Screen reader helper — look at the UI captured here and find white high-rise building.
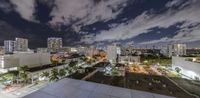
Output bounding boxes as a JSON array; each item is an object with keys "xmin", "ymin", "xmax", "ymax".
[
  {"xmin": 4, "ymin": 40, "xmax": 15, "ymax": 54},
  {"xmin": 85, "ymin": 46, "xmax": 98, "ymax": 57},
  {"xmin": 172, "ymin": 44, "xmax": 187, "ymax": 56},
  {"xmin": 161, "ymin": 44, "xmax": 187, "ymax": 57},
  {"xmin": 47, "ymin": 37, "xmax": 62, "ymax": 52},
  {"xmin": 106, "ymin": 44, "xmax": 121, "ymax": 63},
  {"xmin": 15, "ymin": 38, "xmax": 28, "ymax": 52}
]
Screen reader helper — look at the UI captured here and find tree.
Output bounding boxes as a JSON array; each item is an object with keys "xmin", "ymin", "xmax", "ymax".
[
  {"xmin": 19, "ymin": 65, "xmax": 29, "ymax": 83},
  {"xmin": 59, "ymin": 69, "xmax": 66, "ymax": 78},
  {"xmin": 69, "ymin": 61, "xmax": 78, "ymax": 67},
  {"xmin": 1, "ymin": 71, "xmax": 19, "ymax": 84},
  {"xmin": 80, "ymin": 56, "xmax": 87, "ymax": 62},
  {"xmin": 66, "ymin": 67, "xmax": 72, "ymax": 75},
  {"xmin": 19, "ymin": 65, "xmax": 29, "ymax": 72},
  {"xmin": 50, "ymin": 55, "xmax": 59, "ymax": 65},
  {"xmin": 61, "ymin": 59, "xmax": 66, "ymax": 64},
  {"xmin": 175, "ymin": 67, "xmax": 181, "ymax": 73},
  {"xmin": 111, "ymin": 67, "xmax": 119, "ymax": 76},
  {"xmin": 41, "ymin": 71, "xmax": 49, "ymax": 78},
  {"xmin": 49, "ymin": 68, "xmax": 59, "ymax": 81}
]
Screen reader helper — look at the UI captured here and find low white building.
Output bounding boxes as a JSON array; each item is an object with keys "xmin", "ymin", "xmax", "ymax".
[
  {"xmin": 37, "ymin": 48, "xmax": 48, "ymax": 53},
  {"xmin": 172, "ymin": 56, "xmax": 200, "ymax": 80},
  {"xmin": 0, "ymin": 53, "xmax": 51, "ymax": 73},
  {"xmin": 120, "ymin": 55, "xmax": 140, "ymax": 64}
]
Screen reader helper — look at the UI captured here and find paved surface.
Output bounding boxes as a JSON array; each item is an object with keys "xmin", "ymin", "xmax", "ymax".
[
  {"xmin": 0, "ymin": 81, "xmax": 50, "ymax": 98},
  {"xmin": 23, "ymin": 78, "xmax": 175, "ymax": 98}
]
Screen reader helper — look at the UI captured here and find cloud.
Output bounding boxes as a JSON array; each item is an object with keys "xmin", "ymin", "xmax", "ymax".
[
  {"xmin": 2, "ymin": 0, "xmax": 128, "ymax": 30},
  {"xmin": 139, "ymin": 24, "xmax": 200, "ymax": 45},
  {"xmin": 165, "ymin": 0, "xmax": 184, "ymax": 8},
  {"xmin": 82, "ymin": 0, "xmax": 200, "ymax": 44},
  {"xmin": 10, "ymin": 0, "xmax": 36, "ymax": 21},
  {"xmin": 50, "ymin": 0, "xmax": 128, "ymax": 30},
  {"xmin": 0, "ymin": 0, "xmax": 13, "ymax": 13}
]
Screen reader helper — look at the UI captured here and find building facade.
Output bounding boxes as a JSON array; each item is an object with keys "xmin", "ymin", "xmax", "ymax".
[
  {"xmin": 161, "ymin": 44, "xmax": 187, "ymax": 57},
  {"xmin": 4, "ymin": 40, "xmax": 15, "ymax": 54},
  {"xmin": 106, "ymin": 44, "xmax": 121, "ymax": 63},
  {"xmin": 15, "ymin": 38, "xmax": 28, "ymax": 52},
  {"xmin": 161, "ymin": 45, "xmax": 172, "ymax": 57},
  {"xmin": 47, "ymin": 37, "xmax": 62, "ymax": 52},
  {"xmin": 172, "ymin": 44, "xmax": 187, "ymax": 56},
  {"xmin": 37, "ymin": 48, "xmax": 48, "ymax": 53},
  {"xmin": 120, "ymin": 56, "xmax": 140, "ymax": 64},
  {"xmin": 0, "ymin": 53, "xmax": 51, "ymax": 73}
]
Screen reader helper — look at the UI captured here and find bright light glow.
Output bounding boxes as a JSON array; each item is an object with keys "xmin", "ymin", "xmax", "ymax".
[
  {"xmin": 71, "ymin": 48, "xmax": 78, "ymax": 52},
  {"xmin": 192, "ymin": 58, "xmax": 197, "ymax": 62},
  {"xmin": 144, "ymin": 60, "xmax": 148, "ymax": 63},
  {"xmin": 0, "ymin": 68, "xmax": 7, "ymax": 73},
  {"xmin": 39, "ymin": 76, "xmax": 45, "ymax": 81},
  {"xmin": 0, "ymin": 57, "xmax": 4, "ymax": 68},
  {"xmin": 185, "ymin": 70, "xmax": 198, "ymax": 79},
  {"xmin": 173, "ymin": 65, "xmax": 200, "ymax": 80},
  {"xmin": 129, "ymin": 62, "xmax": 133, "ymax": 64},
  {"xmin": 9, "ymin": 67, "xmax": 18, "ymax": 70}
]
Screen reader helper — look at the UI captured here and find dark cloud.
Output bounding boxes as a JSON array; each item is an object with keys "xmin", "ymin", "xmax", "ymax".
[
  {"xmin": 0, "ymin": 0, "xmax": 200, "ymax": 48},
  {"xmin": 34, "ymin": 0, "xmax": 55, "ymax": 23}
]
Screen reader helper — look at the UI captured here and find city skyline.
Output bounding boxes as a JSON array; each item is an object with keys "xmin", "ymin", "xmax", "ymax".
[
  {"xmin": 0, "ymin": 0, "xmax": 200, "ymax": 48},
  {"xmin": 1, "ymin": 1, "xmax": 200, "ymax": 98}
]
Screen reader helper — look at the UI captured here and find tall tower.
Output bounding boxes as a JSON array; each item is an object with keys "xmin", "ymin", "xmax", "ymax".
[
  {"xmin": 4, "ymin": 40, "xmax": 15, "ymax": 54},
  {"xmin": 47, "ymin": 37, "xmax": 62, "ymax": 53},
  {"xmin": 15, "ymin": 38, "xmax": 28, "ymax": 51}
]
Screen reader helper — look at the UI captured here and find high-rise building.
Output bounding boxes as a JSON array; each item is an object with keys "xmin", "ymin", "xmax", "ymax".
[
  {"xmin": 121, "ymin": 44, "xmax": 134, "ymax": 56},
  {"xmin": 15, "ymin": 38, "xmax": 28, "ymax": 51},
  {"xmin": 161, "ymin": 44, "xmax": 172, "ymax": 57},
  {"xmin": 161, "ymin": 44, "xmax": 187, "ymax": 57},
  {"xmin": 172, "ymin": 44, "xmax": 187, "ymax": 56},
  {"xmin": 106, "ymin": 44, "xmax": 121, "ymax": 63},
  {"xmin": 47, "ymin": 37, "xmax": 62, "ymax": 52},
  {"xmin": 4, "ymin": 40, "xmax": 15, "ymax": 54},
  {"xmin": 85, "ymin": 46, "xmax": 98, "ymax": 57}
]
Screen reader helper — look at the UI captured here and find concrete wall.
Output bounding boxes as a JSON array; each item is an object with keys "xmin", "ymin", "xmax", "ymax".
[
  {"xmin": 172, "ymin": 56, "xmax": 200, "ymax": 79},
  {"xmin": 0, "ymin": 53, "xmax": 51, "ymax": 69}
]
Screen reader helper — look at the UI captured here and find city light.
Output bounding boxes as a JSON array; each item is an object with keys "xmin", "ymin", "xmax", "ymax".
[{"xmin": 0, "ymin": 0, "xmax": 200, "ymax": 98}]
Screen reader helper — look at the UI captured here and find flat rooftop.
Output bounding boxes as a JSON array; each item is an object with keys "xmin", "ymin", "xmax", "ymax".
[
  {"xmin": 28, "ymin": 63, "xmax": 64, "ymax": 72},
  {"xmin": 23, "ymin": 78, "xmax": 174, "ymax": 98}
]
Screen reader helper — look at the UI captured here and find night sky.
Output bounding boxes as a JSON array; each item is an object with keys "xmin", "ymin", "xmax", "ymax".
[{"xmin": 0, "ymin": 0, "xmax": 200, "ymax": 49}]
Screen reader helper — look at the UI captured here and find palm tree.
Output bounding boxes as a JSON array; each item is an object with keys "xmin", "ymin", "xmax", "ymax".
[
  {"xmin": 59, "ymin": 69, "xmax": 66, "ymax": 78},
  {"xmin": 41, "ymin": 71, "xmax": 50, "ymax": 78},
  {"xmin": 19, "ymin": 65, "xmax": 29, "ymax": 72},
  {"xmin": 66, "ymin": 67, "xmax": 72, "ymax": 75},
  {"xmin": 49, "ymin": 68, "xmax": 59, "ymax": 81},
  {"xmin": 19, "ymin": 65, "xmax": 29, "ymax": 84},
  {"xmin": 175, "ymin": 67, "xmax": 181, "ymax": 73},
  {"xmin": 80, "ymin": 56, "xmax": 87, "ymax": 62},
  {"xmin": 69, "ymin": 61, "xmax": 78, "ymax": 67}
]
